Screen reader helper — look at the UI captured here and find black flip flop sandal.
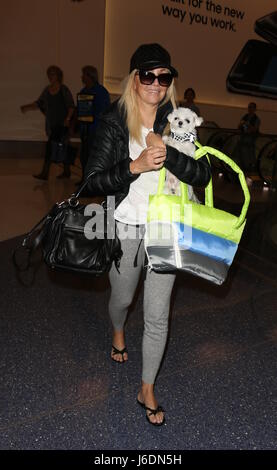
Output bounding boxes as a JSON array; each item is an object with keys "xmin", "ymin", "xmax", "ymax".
[
  {"xmin": 111, "ymin": 345, "xmax": 128, "ymax": 363},
  {"xmin": 137, "ymin": 399, "xmax": 165, "ymax": 426}
]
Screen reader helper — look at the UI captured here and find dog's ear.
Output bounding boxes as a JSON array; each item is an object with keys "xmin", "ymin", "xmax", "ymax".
[
  {"xmin": 167, "ymin": 112, "xmax": 174, "ymax": 123},
  {"xmin": 195, "ymin": 116, "xmax": 204, "ymax": 127}
]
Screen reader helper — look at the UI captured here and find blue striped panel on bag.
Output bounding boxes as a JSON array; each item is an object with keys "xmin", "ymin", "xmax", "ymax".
[{"xmin": 174, "ymin": 222, "xmax": 238, "ymax": 266}]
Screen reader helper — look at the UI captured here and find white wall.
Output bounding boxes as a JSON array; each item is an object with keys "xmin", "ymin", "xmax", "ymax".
[
  {"xmin": 1, "ymin": 0, "xmax": 277, "ymax": 140},
  {"xmin": 104, "ymin": 0, "xmax": 277, "ymax": 133},
  {"xmin": 0, "ymin": 0, "xmax": 106, "ymax": 141}
]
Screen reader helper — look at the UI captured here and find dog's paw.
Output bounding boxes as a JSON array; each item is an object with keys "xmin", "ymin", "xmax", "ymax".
[{"xmin": 166, "ymin": 172, "xmax": 180, "ymax": 195}]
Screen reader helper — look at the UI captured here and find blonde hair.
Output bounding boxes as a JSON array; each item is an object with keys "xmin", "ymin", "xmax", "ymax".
[{"xmin": 119, "ymin": 70, "xmax": 177, "ymax": 145}]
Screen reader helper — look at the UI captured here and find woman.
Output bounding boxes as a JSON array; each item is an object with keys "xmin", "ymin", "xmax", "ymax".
[
  {"xmin": 21, "ymin": 65, "xmax": 75, "ymax": 180},
  {"xmin": 85, "ymin": 44, "xmax": 211, "ymax": 426}
]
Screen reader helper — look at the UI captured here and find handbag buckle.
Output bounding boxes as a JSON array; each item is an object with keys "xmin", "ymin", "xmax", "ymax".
[{"xmin": 68, "ymin": 196, "xmax": 79, "ymax": 207}]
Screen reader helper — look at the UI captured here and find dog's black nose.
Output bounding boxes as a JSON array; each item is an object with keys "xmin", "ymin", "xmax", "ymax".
[{"xmin": 178, "ymin": 121, "xmax": 183, "ymax": 126}]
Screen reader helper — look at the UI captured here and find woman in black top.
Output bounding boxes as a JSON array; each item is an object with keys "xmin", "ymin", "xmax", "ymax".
[
  {"xmin": 85, "ymin": 44, "xmax": 211, "ymax": 426},
  {"xmin": 21, "ymin": 65, "xmax": 75, "ymax": 180}
]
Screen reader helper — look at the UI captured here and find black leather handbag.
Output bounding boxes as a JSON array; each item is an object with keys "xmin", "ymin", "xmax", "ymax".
[{"xmin": 13, "ymin": 173, "xmax": 122, "ymax": 276}]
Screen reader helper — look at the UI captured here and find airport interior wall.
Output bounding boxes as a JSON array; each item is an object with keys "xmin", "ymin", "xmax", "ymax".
[{"xmin": 1, "ymin": 0, "xmax": 277, "ymax": 142}]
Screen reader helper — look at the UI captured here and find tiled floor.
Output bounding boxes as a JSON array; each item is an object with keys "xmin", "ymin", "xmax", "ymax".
[
  {"xmin": 0, "ymin": 158, "xmax": 83, "ymax": 241},
  {"xmin": 1, "ymin": 156, "xmax": 277, "ymax": 450}
]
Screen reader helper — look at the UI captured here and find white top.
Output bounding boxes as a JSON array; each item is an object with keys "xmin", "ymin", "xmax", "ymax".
[{"xmin": 114, "ymin": 126, "xmax": 160, "ymax": 225}]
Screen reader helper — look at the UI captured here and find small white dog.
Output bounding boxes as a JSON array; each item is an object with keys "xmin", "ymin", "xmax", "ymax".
[{"xmin": 163, "ymin": 107, "xmax": 203, "ymax": 199}]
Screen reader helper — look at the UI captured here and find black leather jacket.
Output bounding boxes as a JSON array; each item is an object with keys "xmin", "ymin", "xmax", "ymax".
[{"xmin": 84, "ymin": 99, "xmax": 211, "ymax": 208}]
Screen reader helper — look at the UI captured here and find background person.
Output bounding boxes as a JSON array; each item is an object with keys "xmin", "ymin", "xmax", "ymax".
[
  {"xmin": 77, "ymin": 65, "xmax": 110, "ymax": 184},
  {"xmin": 21, "ymin": 65, "xmax": 75, "ymax": 180},
  {"xmin": 182, "ymin": 87, "xmax": 201, "ymax": 116},
  {"xmin": 236, "ymin": 102, "xmax": 261, "ymax": 172},
  {"xmin": 84, "ymin": 43, "xmax": 211, "ymax": 426}
]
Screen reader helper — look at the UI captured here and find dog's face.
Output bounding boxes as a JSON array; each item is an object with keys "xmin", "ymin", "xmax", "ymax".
[{"xmin": 167, "ymin": 107, "xmax": 203, "ymax": 134}]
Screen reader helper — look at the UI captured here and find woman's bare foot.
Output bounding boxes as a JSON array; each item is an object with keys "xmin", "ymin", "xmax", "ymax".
[
  {"xmin": 137, "ymin": 382, "xmax": 165, "ymax": 425},
  {"xmin": 111, "ymin": 329, "xmax": 128, "ymax": 363}
]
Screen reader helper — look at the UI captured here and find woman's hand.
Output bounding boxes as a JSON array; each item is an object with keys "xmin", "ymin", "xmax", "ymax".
[
  {"xmin": 146, "ymin": 131, "xmax": 164, "ymax": 148},
  {"xmin": 20, "ymin": 105, "xmax": 28, "ymax": 114},
  {"xmin": 130, "ymin": 145, "xmax": 167, "ymax": 174},
  {"xmin": 20, "ymin": 103, "xmax": 38, "ymax": 113}
]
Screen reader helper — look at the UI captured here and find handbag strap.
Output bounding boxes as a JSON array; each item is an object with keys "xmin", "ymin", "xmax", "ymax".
[
  {"xmin": 70, "ymin": 171, "xmax": 96, "ymax": 200},
  {"xmin": 157, "ymin": 143, "xmax": 250, "ymax": 229}
]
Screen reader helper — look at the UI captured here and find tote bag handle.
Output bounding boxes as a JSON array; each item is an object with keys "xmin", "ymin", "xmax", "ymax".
[
  {"xmin": 157, "ymin": 143, "xmax": 250, "ymax": 229},
  {"xmin": 194, "ymin": 143, "xmax": 250, "ymax": 229}
]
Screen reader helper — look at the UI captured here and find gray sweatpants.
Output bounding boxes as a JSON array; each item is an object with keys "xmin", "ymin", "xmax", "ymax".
[{"xmin": 109, "ymin": 222, "xmax": 176, "ymax": 384}]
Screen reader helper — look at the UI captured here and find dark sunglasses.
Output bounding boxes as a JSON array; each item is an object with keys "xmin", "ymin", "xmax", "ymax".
[{"xmin": 137, "ymin": 70, "xmax": 173, "ymax": 87}]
